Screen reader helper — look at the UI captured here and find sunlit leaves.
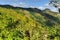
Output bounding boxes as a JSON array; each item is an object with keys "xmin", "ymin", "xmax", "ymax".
[{"xmin": 0, "ymin": 6, "xmax": 60, "ymax": 40}]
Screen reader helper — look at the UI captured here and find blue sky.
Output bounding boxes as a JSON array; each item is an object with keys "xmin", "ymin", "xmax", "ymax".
[{"xmin": 0, "ymin": 0, "xmax": 58, "ymax": 12}]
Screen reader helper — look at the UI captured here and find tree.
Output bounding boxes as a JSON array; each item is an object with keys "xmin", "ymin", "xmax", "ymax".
[{"xmin": 49, "ymin": 0, "xmax": 60, "ymax": 13}]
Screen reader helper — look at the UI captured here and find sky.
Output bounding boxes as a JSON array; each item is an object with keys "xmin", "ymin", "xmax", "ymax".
[{"xmin": 0, "ymin": 0, "xmax": 58, "ymax": 12}]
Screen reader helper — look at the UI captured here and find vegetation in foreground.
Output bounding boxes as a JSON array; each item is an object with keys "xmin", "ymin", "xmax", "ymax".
[{"xmin": 0, "ymin": 5, "xmax": 60, "ymax": 40}]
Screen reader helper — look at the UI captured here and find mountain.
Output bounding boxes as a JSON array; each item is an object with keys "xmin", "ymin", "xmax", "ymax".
[{"xmin": 0, "ymin": 5, "xmax": 60, "ymax": 40}]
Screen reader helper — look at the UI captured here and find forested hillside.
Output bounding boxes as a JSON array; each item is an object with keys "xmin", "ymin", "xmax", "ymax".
[{"xmin": 0, "ymin": 5, "xmax": 60, "ymax": 40}]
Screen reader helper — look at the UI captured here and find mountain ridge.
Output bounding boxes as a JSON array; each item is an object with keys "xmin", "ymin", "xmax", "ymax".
[{"xmin": 0, "ymin": 4, "xmax": 57, "ymax": 13}]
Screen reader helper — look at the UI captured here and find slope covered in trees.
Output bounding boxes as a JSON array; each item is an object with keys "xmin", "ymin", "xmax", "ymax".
[{"xmin": 0, "ymin": 5, "xmax": 60, "ymax": 40}]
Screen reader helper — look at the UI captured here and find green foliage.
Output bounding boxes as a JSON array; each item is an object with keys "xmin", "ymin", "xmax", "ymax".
[{"xmin": 0, "ymin": 6, "xmax": 60, "ymax": 40}]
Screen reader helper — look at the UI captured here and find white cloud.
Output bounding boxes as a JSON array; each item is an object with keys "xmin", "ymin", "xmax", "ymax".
[
  {"xmin": 49, "ymin": 7, "xmax": 58, "ymax": 12},
  {"xmin": 44, "ymin": 3, "xmax": 50, "ymax": 7},
  {"xmin": 10, "ymin": 3, "xmax": 18, "ymax": 7},
  {"xmin": 18, "ymin": 2, "xmax": 30, "ymax": 8},
  {"xmin": 38, "ymin": 6, "xmax": 45, "ymax": 10},
  {"xmin": 37, "ymin": 3, "xmax": 50, "ymax": 10},
  {"xmin": 19, "ymin": 2, "xmax": 25, "ymax": 6},
  {"xmin": 37, "ymin": 4, "xmax": 58, "ymax": 12},
  {"xmin": 11, "ymin": 2, "xmax": 29, "ymax": 8}
]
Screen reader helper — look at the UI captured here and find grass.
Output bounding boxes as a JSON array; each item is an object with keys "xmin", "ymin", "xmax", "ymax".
[{"xmin": 0, "ymin": 6, "xmax": 60, "ymax": 40}]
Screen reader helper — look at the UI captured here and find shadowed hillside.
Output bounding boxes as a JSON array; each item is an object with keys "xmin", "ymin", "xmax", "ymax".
[{"xmin": 0, "ymin": 5, "xmax": 60, "ymax": 40}]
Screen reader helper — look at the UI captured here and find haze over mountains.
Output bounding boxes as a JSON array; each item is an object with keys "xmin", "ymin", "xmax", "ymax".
[{"xmin": 0, "ymin": 5, "xmax": 60, "ymax": 40}]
